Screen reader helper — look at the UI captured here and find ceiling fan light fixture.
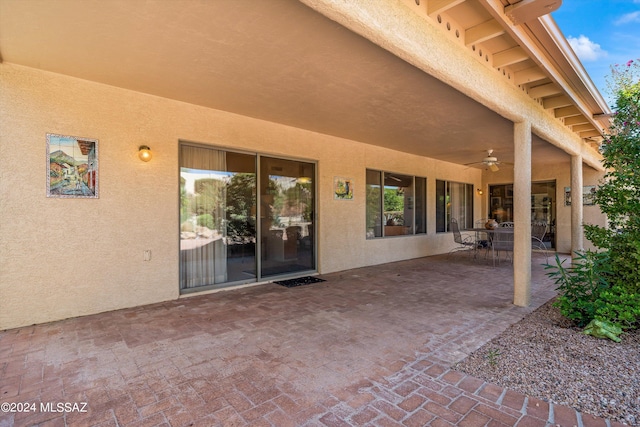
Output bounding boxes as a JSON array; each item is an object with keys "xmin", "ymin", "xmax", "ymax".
[
  {"xmin": 464, "ymin": 149, "xmax": 507, "ymax": 172},
  {"xmin": 483, "ymin": 155, "xmax": 498, "ymax": 163},
  {"xmin": 483, "ymin": 149, "xmax": 497, "ymax": 164}
]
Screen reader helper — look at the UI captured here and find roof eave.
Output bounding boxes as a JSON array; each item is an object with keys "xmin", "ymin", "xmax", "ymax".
[
  {"xmin": 481, "ymin": 0, "xmax": 611, "ymax": 137},
  {"xmin": 530, "ymin": 15, "xmax": 612, "ymax": 131}
]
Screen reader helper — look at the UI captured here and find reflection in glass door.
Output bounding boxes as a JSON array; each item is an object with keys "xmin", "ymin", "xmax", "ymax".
[
  {"xmin": 260, "ymin": 157, "xmax": 315, "ymax": 278},
  {"xmin": 180, "ymin": 146, "xmax": 257, "ymax": 290},
  {"xmin": 179, "ymin": 145, "xmax": 316, "ymax": 291},
  {"xmin": 488, "ymin": 181, "xmax": 556, "ymax": 248},
  {"xmin": 531, "ymin": 181, "xmax": 556, "ymax": 249}
]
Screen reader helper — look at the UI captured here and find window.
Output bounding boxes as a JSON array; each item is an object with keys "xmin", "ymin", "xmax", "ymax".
[
  {"xmin": 436, "ymin": 180, "xmax": 473, "ymax": 232},
  {"xmin": 366, "ymin": 169, "xmax": 426, "ymax": 238}
]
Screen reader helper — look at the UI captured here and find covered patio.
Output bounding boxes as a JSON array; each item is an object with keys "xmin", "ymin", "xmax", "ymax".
[
  {"xmin": 0, "ymin": 0, "xmax": 611, "ymax": 331},
  {"xmin": 0, "ymin": 254, "xmax": 624, "ymax": 426}
]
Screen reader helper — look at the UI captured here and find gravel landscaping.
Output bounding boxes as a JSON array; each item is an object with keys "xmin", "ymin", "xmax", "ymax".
[{"xmin": 454, "ymin": 299, "xmax": 639, "ymax": 426}]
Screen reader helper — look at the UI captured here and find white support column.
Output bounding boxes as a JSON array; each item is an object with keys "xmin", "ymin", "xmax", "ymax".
[
  {"xmin": 571, "ymin": 154, "xmax": 584, "ymax": 258},
  {"xmin": 513, "ymin": 121, "xmax": 532, "ymax": 307}
]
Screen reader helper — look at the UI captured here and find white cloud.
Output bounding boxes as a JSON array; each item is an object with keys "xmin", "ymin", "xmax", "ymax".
[
  {"xmin": 615, "ymin": 11, "xmax": 640, "ymax": 25},
  {"xmin": 567, "ymin": 35, "xmax": 608, "ymax": 61}
]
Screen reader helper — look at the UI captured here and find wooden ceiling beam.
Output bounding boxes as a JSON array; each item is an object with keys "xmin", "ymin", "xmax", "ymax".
[
  {"xmin": 427, "ymin": 0, "xmax": 465, "ymax": 15},
  {"xmin": 542, "ymin": 95, "xmax": 571, "ymax": 109},
  {"xmin": 528, "ymin": 83, "xmax": 562, "ymax": 99},
  {"xmin": 572, "ymin": 123, "xmax": 597, "ymax": 133},
  {"xmin": 564, "ymin": 115, "xmax": 590, "ymax": 126},
  {"xmin": 465, "ymin": 19, "xmax": 505, "ymax": 46},
  {"xmin": 514, "ymin": 67, "xmax": 547, "ymax": 85},
  {"xmin": 492, "ymin": 46, "xmax": 528, "ymax": 68},
  {"xmin": 555, "ymin": 105, "xmax": 581, "ymax": 118},
  {"xmin": 580, "ymin": 130, "xmax": 603, "ymax": 138}
]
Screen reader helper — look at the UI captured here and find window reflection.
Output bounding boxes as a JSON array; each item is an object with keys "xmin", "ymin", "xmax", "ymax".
[
  {"xmin": 436, "ymin": 180, "xmax": 474, "ymax": 232},
  {"xmin": 366, "ymin": 169, "xmax": 426, "ymax": 238}
]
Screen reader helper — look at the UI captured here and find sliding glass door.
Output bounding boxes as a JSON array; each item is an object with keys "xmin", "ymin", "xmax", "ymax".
[
  {"xmin": 179, "ymin": 144, "xmax": 315, "ymax": 291},
  {"xmin": 260, "ymin": 156, "xmax": 315, "ymax": 278},
  {"xmin": 488, "ymin": 181, "xmax": 556, "ymax": 248}
]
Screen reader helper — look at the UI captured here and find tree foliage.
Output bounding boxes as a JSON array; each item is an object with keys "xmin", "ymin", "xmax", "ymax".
[
  {"xmin": 226, "ymin": 173, "xmax": 256, "ymax": 242},
  {"xmin": 586, "ymin": 59, "xmax": 640, "ymax": 245},
  {"xmin": 550, "ymin": 59, "xmax": 640, "ymax": 337}
]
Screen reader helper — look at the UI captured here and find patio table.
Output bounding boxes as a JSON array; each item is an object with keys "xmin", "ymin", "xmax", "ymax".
[{"xmin": 465, "ymin": 227, "xmax": 514, "ymax": 266}]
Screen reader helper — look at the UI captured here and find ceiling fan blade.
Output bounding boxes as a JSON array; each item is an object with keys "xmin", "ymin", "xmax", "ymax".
[{"xmin": 489, "ymin": 163, "xmax": 500, "ymax": 172}]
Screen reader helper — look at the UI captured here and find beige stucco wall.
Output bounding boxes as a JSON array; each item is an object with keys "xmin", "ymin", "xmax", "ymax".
[
  {"xmin": 1, "ymin": 63, "xmax": 486, "ymax": 330},
  {"xmin": 555, "ymin": 165, "xmax": 608, "ymax": 253}
]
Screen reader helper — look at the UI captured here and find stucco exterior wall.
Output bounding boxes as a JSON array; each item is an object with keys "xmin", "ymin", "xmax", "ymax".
[
  {"xmin": 1, "ymin": 63, "xmax": 484, "ymax": 330},
  {"xmin": 555, "ymin": 165, "xmax": 608, "ymax": 253}
]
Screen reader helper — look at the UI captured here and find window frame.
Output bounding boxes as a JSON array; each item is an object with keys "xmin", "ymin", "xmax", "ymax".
[
  {"xmin": 435, "ymin": 179, "xmax": 474, "ymax": 233},
  {"xmin": 366, "ymin": 169, "xmax": 427, "ymax": 239}
]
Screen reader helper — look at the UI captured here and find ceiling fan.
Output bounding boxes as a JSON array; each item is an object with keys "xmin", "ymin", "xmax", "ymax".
[{"xmin": 465, "ymin": 149, "xmax": 509, "ymax": 172}]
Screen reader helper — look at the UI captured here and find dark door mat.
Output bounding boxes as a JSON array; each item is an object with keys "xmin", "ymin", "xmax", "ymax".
[{"xmin": 274, "ymin": 276, "xmax": 326, "ymax": 288}]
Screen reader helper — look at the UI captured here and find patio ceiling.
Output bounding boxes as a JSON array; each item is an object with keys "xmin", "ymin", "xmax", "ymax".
[{"xmin": 0, "ymin": 0, "xmax": 607, "ymax": 169}]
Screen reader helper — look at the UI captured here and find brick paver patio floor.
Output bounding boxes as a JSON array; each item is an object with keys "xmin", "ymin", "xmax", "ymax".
[{"xmin": 0, "ymin": 253, "xmax": 625, "ymax": 426}]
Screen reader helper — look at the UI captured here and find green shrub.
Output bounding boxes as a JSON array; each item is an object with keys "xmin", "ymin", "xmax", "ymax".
[
  {"xmin": 594, "ymin": 285, "xmax": 640, "ymax": 329},
  {"xmin": 546, "ymin": 60, "xmax": 640, "ymax": 337},
  {"xmin": 545, "ymin": 252, "xmax": 609, "ymax": 327},
  {"xmin": 196, "ymin": 213, "xmax": 215, "ymax": 230},
  {"xmin": 180, "ymin": 220, "xmax": 194, "ymax": 232},
  {"xmin": 547, "ymin": 250, "xmax": 640, "ymax": 332}
]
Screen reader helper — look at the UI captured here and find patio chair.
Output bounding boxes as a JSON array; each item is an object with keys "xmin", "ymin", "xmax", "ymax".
[
  {"xmin": 531, "ymin": 221, "xmax": 549, "ymax": 261},
  {"xmin": 498, "ymin": 221, "xmax": 514, "ymax": 228},
  {"xmin": 473, "ymin": 218, "xmax": 490, "ymax": 255},
  {"xmin": 448, "ymin": 218, "xmax": 476, "ymax": 258},
  {"xmin": 490, "ymin": 228, "xmax": 514, "ymax": 266}
]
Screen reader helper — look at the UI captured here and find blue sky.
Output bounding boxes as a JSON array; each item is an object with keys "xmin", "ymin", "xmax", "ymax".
[{"xmin": 552, "ymin": 0, "xmax": 640, "ymax": 107}]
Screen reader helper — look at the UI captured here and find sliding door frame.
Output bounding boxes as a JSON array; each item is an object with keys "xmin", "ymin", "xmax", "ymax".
[{"xmin": 179, "ymin": 140, "xmax": 318, "ymax": 294}]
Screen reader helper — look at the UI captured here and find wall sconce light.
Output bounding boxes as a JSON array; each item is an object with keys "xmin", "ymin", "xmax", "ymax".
[
  {"xmin": 477, "ymin": 188, "xmax": 484, "ymax": 196},
  {"xmin": 138, "ymin": 145, "xmax": 152, "ymax": 162}
]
